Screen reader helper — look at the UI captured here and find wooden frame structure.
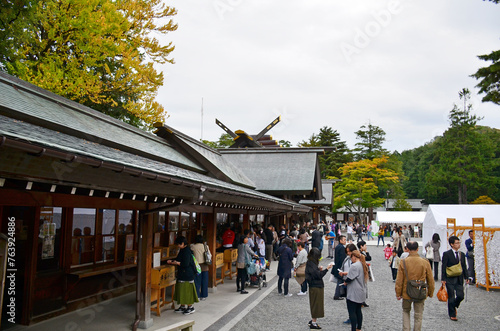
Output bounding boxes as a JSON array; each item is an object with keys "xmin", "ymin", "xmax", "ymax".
[{"xmin": 446, "ymin": 217, "xmax": 500, "ymax": 292}]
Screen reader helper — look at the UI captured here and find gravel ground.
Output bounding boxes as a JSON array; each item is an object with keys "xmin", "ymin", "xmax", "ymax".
[{"xmin": 223, "ymin": 241, "xmax": 500, "ymax": 331}]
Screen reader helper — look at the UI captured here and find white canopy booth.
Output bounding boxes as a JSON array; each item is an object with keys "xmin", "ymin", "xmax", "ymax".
[
  {"xmin": 422, "ymin": 205, "xmax": 500, "ymax": 290},
  {"xmin": 374, "ymin": 211, "xmax": 426, "ymax": 235}
]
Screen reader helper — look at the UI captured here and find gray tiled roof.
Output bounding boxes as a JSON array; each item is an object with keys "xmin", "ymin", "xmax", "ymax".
[
  {"xmin": 300, "ymin": 180, "xmax": 335, "ymax": 206},
  {"xmin": 161, "ymin": 125, "xmax": 256, "ymax": 188},
  {"xmin": 0, "ymin": 72, "xmax": 203, "ymax": 172},
  {"xmin": 219, "ymin": 148, "xmax": 322, "ymax": 194},
  {"xmin": 0, "ymin": 72, "xmax": 308, "ymax": 211}
]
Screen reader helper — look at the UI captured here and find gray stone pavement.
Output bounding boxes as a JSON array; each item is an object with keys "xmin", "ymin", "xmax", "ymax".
[{"xmin": 218, "ymin": 238, "xmax": 500, "ymax": 331}]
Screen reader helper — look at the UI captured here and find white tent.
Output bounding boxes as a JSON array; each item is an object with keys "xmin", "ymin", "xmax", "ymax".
[
  {"xmin": 374, "ymin": 211, "xmax": 426, "ymax": 235},
  {"xmin": 422, "ymin": 205, "xmax": 500, "ymax": 257},
  {"xmin": 375, "ymin": 211, "xmax": 426, "ymax": 224}
]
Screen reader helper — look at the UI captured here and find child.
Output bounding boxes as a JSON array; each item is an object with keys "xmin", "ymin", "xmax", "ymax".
[
  {"xmin": 388, "ymin": 250, "xmax": 400, "ymax": 282},
  {"xmin": 383, "ymin": 243, "xmax": 392, "ymax": 260}
]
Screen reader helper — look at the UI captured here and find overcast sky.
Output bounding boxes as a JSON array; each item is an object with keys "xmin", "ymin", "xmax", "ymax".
[{"xmin": 156, "ymin": 0, "xmax": 499, "ymax": 152}]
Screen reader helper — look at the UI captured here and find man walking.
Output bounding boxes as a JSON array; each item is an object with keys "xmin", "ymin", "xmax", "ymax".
[
  {"xmin": 310, "ymin": 225, "xmax": 323, "ymax": 253},
  {"xmin": 395, "ymin": 241, "xmax": 435, "ymax": 331},
  {"xmin": 442, "ymin": 235, "xmax": 469, "ymax": 321},
  {"xmin": 332, "ymin": 235, "xmax": 347, "ymax": 300}
]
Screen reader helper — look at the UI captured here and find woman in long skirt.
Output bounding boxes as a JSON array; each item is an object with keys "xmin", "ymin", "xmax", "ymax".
[{"xmin": 305, "ymin": 247, "xmax": 332, "ymax": 329}]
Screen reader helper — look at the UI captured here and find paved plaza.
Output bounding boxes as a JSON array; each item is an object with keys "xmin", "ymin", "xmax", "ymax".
[{"xmin": 209, "ymin": 239, "xmax": 500, "ymax": 331}]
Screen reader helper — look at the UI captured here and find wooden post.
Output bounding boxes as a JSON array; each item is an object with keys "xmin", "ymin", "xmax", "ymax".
[
  {"xmin": 206, "ymin": 210, "xmax": 217, "ymax": 291},
  {"xmin": 243, "ymin": 213, "xmax": 249, "ymax": 231},
  {"xmin": 137, "ymin": 210, "xmax": 153, "ymax": 329}
]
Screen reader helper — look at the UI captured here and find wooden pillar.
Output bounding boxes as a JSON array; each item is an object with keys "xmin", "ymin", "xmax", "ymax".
[
  {"xmin": 137, "ymin": 211, "xmax": 153, "ymax": 329},
  {"xmin": 206, "ymin": 210, "xmax": 217, "ymax": 290},
  {"xmin": 243, "ymin": 213, "xmax": 249, "ymax": 231}
]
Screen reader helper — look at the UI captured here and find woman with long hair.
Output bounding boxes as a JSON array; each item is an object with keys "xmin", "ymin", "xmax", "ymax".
[
  {"xmin": 393, "ymin": 228, "xmax": 406, "ymax": 257},
  {"xmin": 305, "ymin": 247, "xmax": 332, "ymax": 329},
  {"xmin": 425, "ymin": 233, "xmax": 441, "ymax": 280},
  {"xmin": 343, "ymin": 250, "xmax": 368, "ymax": 331}
]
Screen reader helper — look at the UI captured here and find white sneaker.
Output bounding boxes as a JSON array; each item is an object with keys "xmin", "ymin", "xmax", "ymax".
[
  {"xmin": 284, "ymin": 293, "xmax": 293, "ymax": 297},
  {"xmin": 297, "ymin": 291, "xmax": 307, "ymax": 296}
]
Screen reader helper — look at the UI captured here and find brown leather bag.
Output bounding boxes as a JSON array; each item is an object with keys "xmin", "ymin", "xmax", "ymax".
[{"xmin": 437, "ymin": 284, "xmax": 448, "ymax": 302}]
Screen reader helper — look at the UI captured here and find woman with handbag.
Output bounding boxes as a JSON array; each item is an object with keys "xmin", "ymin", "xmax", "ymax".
[
  {"xmin": 305, "ymin": 247, "xmax": 333, "ymax": 329},
  {"xmin": 237, "ymin": 235, "xmax": 258, "ymax": 294},
  {"xmin": 393, "ymin": 228, "xmax": 406, "ymax": 257},
  {"xmin": 294, "ymin": 241, "xmax": 308, "ymax": 295},
  {"xmin": 341, "ymin": 250, "xmax": 368, "ymax": 331},
  {"xmin": 425, "ymin": 233, "xmax": 441, "ymax": 280},
  {"xmin": 190, "ymin": 235, "xmax": 209, "ymax": 300}
]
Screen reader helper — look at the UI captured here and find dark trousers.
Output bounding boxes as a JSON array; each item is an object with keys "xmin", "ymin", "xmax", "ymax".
[
  {"xmin": 346, "ymin": 299, "xmax": 363, "ymax": 331},
  {"xmin": 301, "ymin": 280, "xmax": 308, "ymax": 293},
  {"xmin": 429, "ymin": 260, "xmax": 439, "ymax": 280},
  {"xmin": 265, "ymin": 244, "xmax": 273, "ymax": 267},
  {"xmin": 467, "ymin": 256, "xmax": 475, "ymax": 282},
  {"xmin": 237, "ymin": 268, "xmax": 247, "ymax": 291},
  {"xmin": 391, "ymin": 267, "xmax": 398, "ymax": 281},
  {"xmin": 445, "ymin": 281, "xmax": 464, "ymax": 317},
  {"xmin": 194, "ymin": 270, "xmax": 209, "ymax": 298},
  {"xmin": 278, "ymin": 276, "xmax": 290, "ymax": 295},
  {"xmin": 377, "ymin": 236, "xmax": 384, "ymax": 246}
]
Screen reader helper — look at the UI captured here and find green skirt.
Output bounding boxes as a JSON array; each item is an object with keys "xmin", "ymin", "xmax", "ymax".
[
  {"xmin": 174, "ymin": 281, "xmax": 199, "ymax": 306},
  {"xmin": 309, "ymin": 287, "xmax": 324, "ymax": 319}
]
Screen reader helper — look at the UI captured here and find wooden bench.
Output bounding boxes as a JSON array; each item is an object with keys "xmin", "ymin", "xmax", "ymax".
[
  {"xmin": 155, "ymin": 320, "xmax": 194, "ymax": 331},
  {"xmin": 65, "ymin": 263, "xmax": 137, "ymax": 301},
  {"xmin": 69, "ymin": 263, "xmax": 136, "ymax": 279}
]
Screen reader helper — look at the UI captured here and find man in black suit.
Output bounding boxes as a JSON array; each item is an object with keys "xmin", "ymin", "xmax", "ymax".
[
  {"xmin": 332, "ymin": 235, "xmax": 347, "ymax": 300},
  {"xmin": 441, "ymin": 235, "xmax": 469, "ymax": 321}
]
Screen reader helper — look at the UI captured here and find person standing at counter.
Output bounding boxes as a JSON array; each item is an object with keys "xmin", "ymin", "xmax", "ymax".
[
  {"xmin": 167, "ymin": 236, "xmax": 198, "ymax": 315},
  {"xmin": 190, "ymin": 235, "xmax": 209, "ymax": 301}
]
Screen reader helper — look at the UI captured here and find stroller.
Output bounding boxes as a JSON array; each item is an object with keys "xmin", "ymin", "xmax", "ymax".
[{"xmin": 246, "ymin": 257, "xmax": 267, "ymax": 290}]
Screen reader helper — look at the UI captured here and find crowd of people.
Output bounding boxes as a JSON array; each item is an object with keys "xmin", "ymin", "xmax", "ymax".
[{"xmin": 163, "ymin": 220, "xmax": 473, "ymax": 331}]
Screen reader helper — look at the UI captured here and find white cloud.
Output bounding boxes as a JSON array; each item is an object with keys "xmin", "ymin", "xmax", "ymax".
[{"xmin": 157, "ymin": 0, "xmax": 500, "ymax": 151}]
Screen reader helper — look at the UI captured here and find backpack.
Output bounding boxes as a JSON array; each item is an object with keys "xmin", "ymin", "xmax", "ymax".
[{"xmin": 402, "ymin": 260, "xmax": 427, "ymax": 301}]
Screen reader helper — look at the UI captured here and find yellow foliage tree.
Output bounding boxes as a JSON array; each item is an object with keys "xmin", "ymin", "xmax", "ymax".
[
  {"xmin": 0, "ymin": 0, "xmax": 177, "ymax": 128},
  {"xmin": 470, "ymin": 195, "xmax": 497, "ymax": 204}
]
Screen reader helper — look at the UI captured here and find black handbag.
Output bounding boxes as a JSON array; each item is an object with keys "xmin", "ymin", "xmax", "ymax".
[{"xmin": 339, "ymin": 284, "xmax": 347, "ymax": 297}]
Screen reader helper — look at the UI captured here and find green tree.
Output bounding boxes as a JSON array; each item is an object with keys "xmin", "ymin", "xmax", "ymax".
[
  {"xmin": 0, "ymin": 0, "xmax": 177, "ymax": 128},
  {"xmin": 202, "ymin": 133, "xmax": 233, "ymax": 148},
  {"xmin": 279, "ymin": 140, "xmax": 292, "ymax": 147},
  {"xmin": 299, "ymin": 126, "xmax": 352, "ymax": 178},
  {"xmin": 426, "ymin": 89, "xmax": 496, "ymax": 204},
  {"xmin": 334, "ymin": 156, "xmax": 400, "ymax": 221},
  {"xmin": 353, "ymin": 122, "xmax": 389, "ymax": 160},
  {"xmin": 472, "ymin": 49, "xmax": 500, "ymax": 106},
  {"xmin": 392, "ymin": 198, "xmax": 413, "ymax": 211}
]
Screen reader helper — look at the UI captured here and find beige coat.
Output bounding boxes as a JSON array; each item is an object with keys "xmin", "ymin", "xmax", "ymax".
[
  {"xmin": 190, "ymin": 243, "xmax": 209, "ymax": 271},
  {"xmin": 395, "ymin": 251, "xmax": 435, "ymax": 300}
]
